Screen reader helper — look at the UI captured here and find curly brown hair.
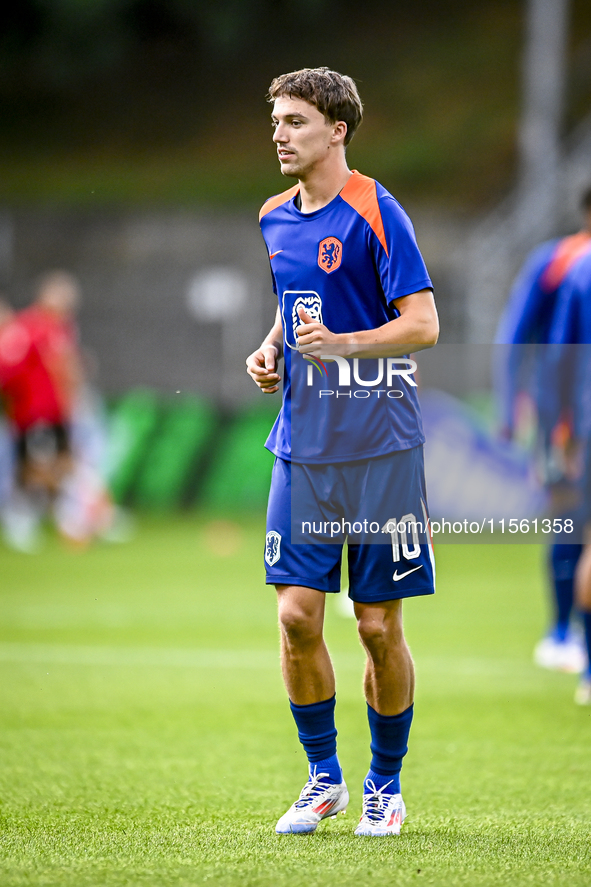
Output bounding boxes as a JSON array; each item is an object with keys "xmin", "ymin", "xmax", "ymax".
[{"xmin": 267, "ymin": 67, "xmax": 363, "ymax": 147}]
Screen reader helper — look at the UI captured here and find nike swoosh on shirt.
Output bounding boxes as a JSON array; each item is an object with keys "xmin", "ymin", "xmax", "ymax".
[
  {"xmin": 392, "ymin": 565, "xmax": 423, "ymax": 582},
  {"xmin": 269, "ymin": 250, "xmax": 284, "ymax": 259}
]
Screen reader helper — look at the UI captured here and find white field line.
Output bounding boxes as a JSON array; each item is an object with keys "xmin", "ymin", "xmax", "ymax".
[{"xmin": 0, "ymin": 642, "xmax": 538, "ymax": 679}]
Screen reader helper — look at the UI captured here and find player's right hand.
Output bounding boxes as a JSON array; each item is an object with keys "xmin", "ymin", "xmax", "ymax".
[{"xmin": 246, "ymin": 345, "xmax": 281, "ymax": 393}]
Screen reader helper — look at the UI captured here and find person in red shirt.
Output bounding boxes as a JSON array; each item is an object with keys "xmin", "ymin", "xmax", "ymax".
[
  {"xmin": 0, "ymin": 271, "xmax": 82, "ymax": 495},
  {"xmin": 0, "ymin": 272, "xmax": 91, "ymax": 551}
]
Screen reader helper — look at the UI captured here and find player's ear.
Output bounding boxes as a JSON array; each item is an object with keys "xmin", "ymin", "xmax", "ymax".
[{"xmin": 331, "ymin": 121, "xmax": 347, "ymax": 145}]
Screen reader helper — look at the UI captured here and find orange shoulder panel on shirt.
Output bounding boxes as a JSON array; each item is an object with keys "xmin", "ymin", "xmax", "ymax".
[
  {"xmin": 542, "ymin": 231, "xmax": 591, "ymax": 291},
  {"xmin": 259, "ymin": 184, "xmax": 300, "ymax": 221},
  {"xmin": 339, "ymin": 170, "xmax": 388, "ymax": 257}
]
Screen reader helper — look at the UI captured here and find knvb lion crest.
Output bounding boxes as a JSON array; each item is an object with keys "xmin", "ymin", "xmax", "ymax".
[
  {"xmin": 292, "ymin": 294, "xmax": 323, "ymax": 345},
  {"xmin": 265, "ymin": 531, "xmax": 281, "ymax": 566},
  {"xmin": 318, "ymin": 236, "xmax": 343, "ymax": 274}
]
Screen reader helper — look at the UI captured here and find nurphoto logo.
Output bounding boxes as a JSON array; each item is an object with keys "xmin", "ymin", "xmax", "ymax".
[{"xmin": 304, "ymin": 354, "xmax": 417, "ymax": 399}]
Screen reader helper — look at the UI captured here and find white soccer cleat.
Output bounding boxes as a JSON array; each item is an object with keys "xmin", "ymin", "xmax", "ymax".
[
  {"xmin": 275, "ymin": 767, "xmax": 349, "ymax": 834},
  {"xmin": 533, "ymin": 632, "xmax": 586, "ymax": 674},
  {"xmin": 354, "ymin": 779, "xmax": 406, "ymax": 837},
  {"xmin": 574, "ymin": 676, "xmax": 591, "ymax": 706}
]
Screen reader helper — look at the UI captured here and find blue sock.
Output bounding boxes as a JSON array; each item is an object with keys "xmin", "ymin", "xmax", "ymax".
[
  {"xmin": 365, "ymin": 767, "xmax": 401, "ymax": 795},
  {"xmin": 366, "ymin": 703, "xmax": 413, "ymax": 795},
  {"xmin": 581, "ymin": 612, "xmax": 591, "ymax": 679},
  {"xmin": 308, "ymin": 754, "xmax": 342, "ymax": 783},
  {"xmin": 289, "ymin": 695, "xmax": 342, "ymax": 783},
  {"xmin": 553, "ymin": 579, "xmax": 573, "ymax": 642},
  {"xmin": 550, "ymin": 544, "xmax": 582, "ymax": 639}
]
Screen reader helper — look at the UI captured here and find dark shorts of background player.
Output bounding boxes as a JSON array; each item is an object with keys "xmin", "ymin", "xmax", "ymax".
[
  {"xmin": 545, "ymin": 436, "xmax": 591, "ymax": 544},
  {"xmin": 569, "ymin": 435, "xmax": 591, "ymax": 539},
  {"xmin": 265, "ymin": 447, "xmax": 435, "ymax": 603},
  {"xmin": 16, "ymin": 422, "xmax": 71, "ymax": 473}
]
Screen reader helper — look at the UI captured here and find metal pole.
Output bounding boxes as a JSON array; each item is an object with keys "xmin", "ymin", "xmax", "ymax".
[{"xmin": 517, "ymin": 0, "xmax": 570, "ymax": 239}]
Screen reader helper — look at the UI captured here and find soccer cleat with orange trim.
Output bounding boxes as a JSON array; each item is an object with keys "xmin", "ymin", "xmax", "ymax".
[
  {"xmin": 275, "ymin": 767, "xmax": 349, "ymax": 834},
  {"xmin": 354, "ymin": 779, "xmax": 406, "ymax": 837}
]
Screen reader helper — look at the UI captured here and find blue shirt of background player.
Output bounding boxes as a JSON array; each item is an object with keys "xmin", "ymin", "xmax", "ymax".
[
  {"xmin": 259, "ymin": 171, "xmax": 433, "ymax": 464},
  {"xmin": 496, "ymin": 241, "xmax": 565, "ymax": 346},
  {"xmin": 496, "ymin": 233, "xmax": 591, "ymax": 438},
  {"xmin": 496, "ymin": 240, "xmax": 568, "ymax": 436},
  {"xmin": 548, "ymin": 252, "xmax": 591, "ymax": 438}
]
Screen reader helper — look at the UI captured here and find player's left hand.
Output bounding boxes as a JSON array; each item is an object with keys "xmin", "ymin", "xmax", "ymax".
[{"xmin": 295, "ymin": 308, "xmax": 343, "ymax": 357}]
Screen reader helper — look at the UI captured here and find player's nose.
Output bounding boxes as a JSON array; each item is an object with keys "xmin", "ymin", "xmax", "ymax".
[{"xmin": 273, "ymin": 123, "xmax": 288, "ymax": 143}]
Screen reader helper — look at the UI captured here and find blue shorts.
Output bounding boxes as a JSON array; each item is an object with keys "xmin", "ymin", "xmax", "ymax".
[{"xmin": 265, "ymin": 447, "xmax": 435, "ymax": 602}]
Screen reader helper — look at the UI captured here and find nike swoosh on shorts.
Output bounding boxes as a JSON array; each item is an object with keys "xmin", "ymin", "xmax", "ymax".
[{"xmin": 392, "ymin": 565, "xmax": 423, "ymax": 581}]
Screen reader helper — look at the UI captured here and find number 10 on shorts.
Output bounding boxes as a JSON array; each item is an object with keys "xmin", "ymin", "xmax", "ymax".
[{"xmin": 382, "ymin": 515, "xmax": 421, "ymax": 562}]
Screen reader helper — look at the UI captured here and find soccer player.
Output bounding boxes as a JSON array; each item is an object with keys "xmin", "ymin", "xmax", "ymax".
[
  {"xmin": 0, "ymin": 271, "xmax": 84, "ymax": 548},
  {"xmin": 246, "ymin": 67, "xmax": 438, "ymax": 836},
  {"xmin": 0, "ymin": 298, "xmax": 16, "ymax": 517},
  {"xmin": 547, "ymin": 249, "xmax": 591, "ymax": 702},
  {"xmin": 495, "ymin": 188, "xmax": 591, "ymax": 674}
]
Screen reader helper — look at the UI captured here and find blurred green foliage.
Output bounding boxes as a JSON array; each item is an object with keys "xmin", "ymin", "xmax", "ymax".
[{"xmin": 0, "ymin": 0, "xmax": 590, "ymax": 209}]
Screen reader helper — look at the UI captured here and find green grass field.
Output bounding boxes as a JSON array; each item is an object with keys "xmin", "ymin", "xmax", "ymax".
[{"xmin": 0, "ymin": 515, "xmax": 590, "ymax": 886}]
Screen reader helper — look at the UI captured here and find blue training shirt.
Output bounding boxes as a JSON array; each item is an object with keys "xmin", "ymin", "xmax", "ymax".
[
  {"xmin": 496, "ymin": 240, "xmax": 560, "ymax": 346},
  {"xmin": 550, "ymin": 250, "xmax": 591, "ymax": 346},
  {"xmin": 495, "ymin": 232, "xmax": 591, "ymax": 434},
  {"xmin": 548, "ymin": 251, "xmax": 591, "ymax": 437},
  {"xmin": 259, "ymin": 170, "xmax": 433, "ymax": 463}
]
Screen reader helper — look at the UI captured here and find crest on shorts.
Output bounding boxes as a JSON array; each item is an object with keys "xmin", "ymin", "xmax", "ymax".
[
  {"xmin": 292, "ymin": 294, "xmax": 323, "ymax": 345},
  {"xmin": 265, "ymin": 531, "xmax": 281, "ymax": 566},
  {"xmin": 318, "ymin": 237, "xmax": 342, "ymax": 274}
]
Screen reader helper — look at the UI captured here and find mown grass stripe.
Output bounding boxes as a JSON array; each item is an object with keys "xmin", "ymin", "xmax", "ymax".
[{"xmin": 0, "ymin": 642, "xmax": 540, "ymax": 679}]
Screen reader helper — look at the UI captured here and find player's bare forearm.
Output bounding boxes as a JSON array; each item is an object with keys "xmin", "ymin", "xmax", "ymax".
[
  {"xmin": 295, "ymin": 289, "xmax": 439, "ymax": 358},
  {"xmin": 246, "ymin": 306, "xmax": 284, "ymax": 394},
  {"xmin": 347, "ymin": 289, "xmax": 439, "ymax": 357}
]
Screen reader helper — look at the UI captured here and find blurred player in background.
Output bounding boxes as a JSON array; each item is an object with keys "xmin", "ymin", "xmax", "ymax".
[
  {"xmin": 246, "ymin": 67, "xmax": 438, "ymax": 837},
  {"xmin": 547, "ymin": 249, "xmax": 591, "ymax": 703},
  {"xmin": 0, "ymin": 298, "xmax": 16, "ymax": 517},
  {"xmin": 495, "ymin": 188, "xmax": 591, "ymax": 674},
  {"xmin": 0, "ymin": 271, "xmax": 115, "ymax": 550},
  {"xmin": 0, "ymin": 272, "xmax": 79, "ymax": 549}
]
